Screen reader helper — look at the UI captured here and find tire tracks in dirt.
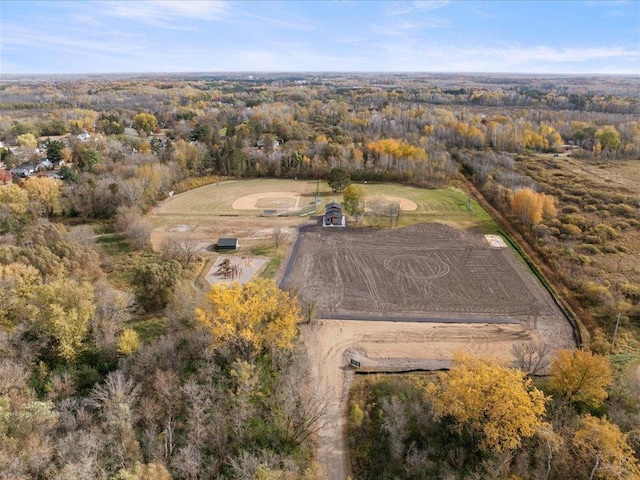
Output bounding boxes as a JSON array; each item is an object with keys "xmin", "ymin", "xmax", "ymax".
[{"xmin": 301, "ymin": 319, "xmax": 552, "ymax": 480}]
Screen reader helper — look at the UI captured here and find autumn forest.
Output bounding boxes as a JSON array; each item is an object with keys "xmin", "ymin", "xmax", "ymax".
[{"xmin": 0, "ymin": 72, "xmax": 639, "ymax": 479}]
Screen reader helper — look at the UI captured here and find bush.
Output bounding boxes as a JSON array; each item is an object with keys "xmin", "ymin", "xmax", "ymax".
[
  {"xmin": 577, "ymin": 254, "xmax": 591, "ymax": 266},
  {"xmin": 619, "ymin": 283, "xmax": 640, "ymax": 303},
  {"xmin": 579, "ymin": 243, "xmax": 601, "ymax": 255},
  {"xmin": 560, "ymin": 223, "xmax": 583, "ymax": 237},
  {"xmin": 564, "ymin": 214, "xmax": 588, "ymax": 228},
  {"xmin": 610, "ymin": 203, "xmax": 636, "ymax": 217},
  {"xmin": 562, "ymin": 205, "xmax": 581, "ymax": 214},
  {"xmin": 562, "ymin": 194, "xmax": 582, "ymax": 204},
  {"xmin": 583, "ymin": 235, "xmax": 600, "ymax": 244},
  {"xmin": 172, "ymin": 175, "xmax": 225, "ymax": 194},
  {"xmin": 603, "ymin": 245, "xmax": 618, "ymax": 254},
  {"xmin": 593, "ymin": 223, "xmax": 617, "ymax": 240},
  {"xmin": 582, "ymin": 281, "xmax": 613, "ymax": 307},
  {"xmin": 613, "ymin": 220, "xmax": 630, "ymax": 230}
]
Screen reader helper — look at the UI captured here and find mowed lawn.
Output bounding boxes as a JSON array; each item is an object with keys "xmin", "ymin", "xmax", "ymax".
[{"xmin": 150, "ymin": 178, "xmax": 498, "ymax": 233}]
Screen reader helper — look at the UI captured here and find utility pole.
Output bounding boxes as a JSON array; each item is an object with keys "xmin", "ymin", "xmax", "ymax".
[{"xmin": 612, "ymin": 312, "xmax": 621, "ymax": 348}]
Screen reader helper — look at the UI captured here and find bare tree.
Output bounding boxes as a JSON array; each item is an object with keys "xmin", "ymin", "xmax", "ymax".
[
  {"xmin": 114, "ymin": 206, "xmax": 152, "ymax": 250},
  {"xmin": 269, "ymin": 348, "xmax": 329, "ymax": 446},
  {"xmin": 161, "ymin": 237, "xmax": 202, "ymax": 267},
  {"xmin": 512, "ymin": 340, "xmax": 553, "ymax": 375},
  {"xmin": 300, "ymin": 298, "xmax": 319, "ymax": 324},
  {"xmin": 381, "ymin": 396, "xmax": 409, "ymax": 461},
  {"xmin": 272, "ymin": 226, "xmax": 287, "ymax": 252}
]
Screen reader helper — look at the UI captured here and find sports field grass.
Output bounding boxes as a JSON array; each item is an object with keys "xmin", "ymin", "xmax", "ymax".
[{"xmin": 151, "ymin": 179, "xmax": 499, "ymax": 233}]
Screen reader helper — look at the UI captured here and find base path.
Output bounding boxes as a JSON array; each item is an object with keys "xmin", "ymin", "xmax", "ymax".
[{"xmin": 302, "ymin": 319, "xmax": 540, "ymax": 480}]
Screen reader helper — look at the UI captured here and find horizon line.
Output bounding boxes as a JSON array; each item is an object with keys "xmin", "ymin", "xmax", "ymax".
[{"xmin": 2, "ymin": 70, "xmax": 638, "ymax": 78}]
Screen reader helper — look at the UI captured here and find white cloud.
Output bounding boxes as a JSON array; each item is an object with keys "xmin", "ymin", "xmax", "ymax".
[
  {"xmin": 412, "ymin": 1, "xmax": 450, "ymax": 11},
  {"xmin": 375, "ymin": 42, "xmax": 639, "ymax": 73},
  {"xmin": 241, "ymin": 12, "xmax": 315, "ymax": 31},
  {"xmin": 371, "ymin": 18, "xmax": 449, "ymax": 36},
  {"xmin": 2, "ymin": 22, "xmax": 147, "ymax": 57},
  {"xmin": 387, "ymin": 0, "xmax": 449, "ymax": 16},
  {"xmin": 102, "ymin": 0, "xmax": 228, "ymax": 26}
]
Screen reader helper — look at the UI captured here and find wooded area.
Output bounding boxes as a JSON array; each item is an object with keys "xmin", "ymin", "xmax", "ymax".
[{"xmin": 0, "ymin": 72, "xmax": 638, "ymax": 479}]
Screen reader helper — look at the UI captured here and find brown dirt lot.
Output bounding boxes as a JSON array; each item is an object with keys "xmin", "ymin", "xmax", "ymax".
[
  {"xmin": 284, "ymin": 223, "xmax": 576, "ymax": 480},
  {"xmin": 283, "ymin": 223, "xmax": 573, "ymax": 332}
]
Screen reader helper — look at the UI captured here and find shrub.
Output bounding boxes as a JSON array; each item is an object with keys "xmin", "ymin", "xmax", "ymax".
[
  {"xmin": 611, "ymin": 203, "xmax": 636, "ymax": 217},
  {"xmin": 577, "ymin": 254, "xmax": 591, "ymax": 266},
  {"xmin": 593, "ymin": 223, "xmax": 617, "ymax": 240},
  {"xmin": 602, "ymin": 245, "xmax": 618, "ymax": 254},
  {"xmin": 613, "ymin": 220, "xmax": 630, "ymax": 230},
  {"xmin": 579, "ymin": 243, "xmax": 601, "ymax": 255},
  {"xmin": 564, "ymin": 214, "xmax": 588, "ymax": 228},
  {"xmin": 172, "ymin": 175, "xmax": 225, "ymax": 194},
  {"xmin": 582, "ymin": 281, "xmax": 613, "ymax": 307},
  {"xmin": 562, "ymin": 194, "xmax": 582, "ymax": 204},
  {"xmin": 619, "ymin": 283, "xmax": 640, "ymax": 303},
  {"xmin": 583, "ymin": 235, "xmax": 600, "ymax": 244},
  {"xmin": 562, "ymin": 205, "xmax": 581, "ymax": 214},
  {"xmin": 560, "ymin": 223, "xmax": 583, "ymax": 237}
]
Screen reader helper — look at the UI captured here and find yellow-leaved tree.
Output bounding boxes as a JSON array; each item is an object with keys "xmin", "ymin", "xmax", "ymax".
[
  {"xmin": 343, "ymin": 184, "xmax": 366, "ymax": 217},
  {"xmin": 117, "ymin": 328, "xmax": 141, "ymax": 356},
  {"xmin": 195, "ymin": 279, "xmax": 301, "ymax": 360},
  {"xmin": 33, "ymin": 278, "xmax": 96, "ymax": 361},
  {"xmin": 547, "ymin": 349, "xmax": 613, "ymax": 409},
  {"xmin": 572, "ymin": 414, "xmax": 640, "ymax": 480},
  {"xmin": 428, "ymin": 353, "xmax": 547, "ymax": 453},
  {"xmin": 21, "ymin": 176, "xmax": 62, "ymax": 217}
]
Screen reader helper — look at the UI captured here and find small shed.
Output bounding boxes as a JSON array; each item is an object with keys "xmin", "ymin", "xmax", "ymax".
[
  {"xmin": 322, "ymin": 202, "xmax": 345, "ymax": 227},
  {"xmin": 217, "ymin": 237, "xmax": 239, "ymax": 250}
]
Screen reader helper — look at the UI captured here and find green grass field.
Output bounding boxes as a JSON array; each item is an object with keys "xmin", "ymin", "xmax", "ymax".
[{"xmin": 152, "ymin": 179, "xmax": 498, "ymax": 233}]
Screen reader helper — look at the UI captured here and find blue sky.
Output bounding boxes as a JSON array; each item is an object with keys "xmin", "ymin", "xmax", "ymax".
[{"xmin": 1, "ymin": 0, "xmax": 639, "ymax": 74}]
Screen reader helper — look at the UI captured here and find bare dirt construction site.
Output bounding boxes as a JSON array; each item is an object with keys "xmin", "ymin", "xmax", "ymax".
[
  {"xmin": 150, "ymin": 179, "xmax": 577, "ymax": 480},
  {"xmin": 282, "ymin": 223, "xmax": 576, "ymax": 480}
]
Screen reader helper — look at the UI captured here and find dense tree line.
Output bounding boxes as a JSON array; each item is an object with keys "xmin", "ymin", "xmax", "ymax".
[{"xmin": 348, "ymin": 352, "xmax": 639, "ymax": 480}]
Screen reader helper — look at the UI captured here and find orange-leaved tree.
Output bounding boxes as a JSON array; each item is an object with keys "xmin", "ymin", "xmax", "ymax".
[{"xmin": 510, "ymin": 187, "xmax": 556, "ymax": 225}]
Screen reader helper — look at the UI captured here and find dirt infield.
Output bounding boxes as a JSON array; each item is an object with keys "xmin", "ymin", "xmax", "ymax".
[
  {"xmin": 367, "ymin": 194, "xmax": 418, "ymax": 211},
  {"xmin": 232, "ymin": 191, "xmax": 303, "ymax": 210}
]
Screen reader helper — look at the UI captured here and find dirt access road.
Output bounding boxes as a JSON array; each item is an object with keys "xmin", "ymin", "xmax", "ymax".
[{"xmin": 301, "ymin": 319, "xmax": 539, "ymax": 480}]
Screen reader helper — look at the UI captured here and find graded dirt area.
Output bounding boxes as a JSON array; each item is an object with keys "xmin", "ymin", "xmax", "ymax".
[
  {"xmin": 301, "ymin": 320, "xmax": 538, "ymax": 480},
  {"xmin": 283, "ymin": 223, "xmax": 576, "ymax": 480},
  {"xmin": 283, "ymin": 223, "xmax": 570, "ymax": 330},
  {"xmin": 150, "ymin": 180, "xmax": 577, "ymax": 480}
]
